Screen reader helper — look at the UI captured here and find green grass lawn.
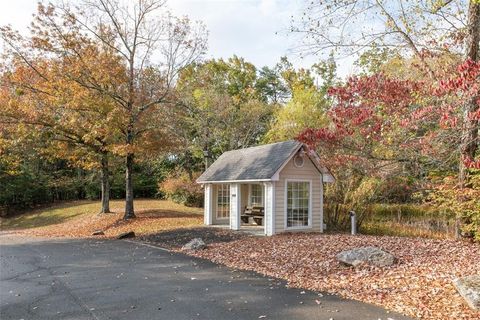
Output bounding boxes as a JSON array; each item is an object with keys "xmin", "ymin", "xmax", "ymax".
[
  {"xmin": 0, "ymin": 199, "xmax": 203, "ymax": 237},
  {"xmin": 361, "ymin": 220, "xmax": 451, "ymax": 239},
  {"xmin": 0, "ymin": 200, "xmax": 98, "ymax": 230}
]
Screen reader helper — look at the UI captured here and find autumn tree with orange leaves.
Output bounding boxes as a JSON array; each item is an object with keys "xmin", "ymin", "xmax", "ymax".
[
  {"xmin": 0, "ymin": 39, "xmax": 121, "ymax": 213},
  {"xmin": 1, "ymin": 0, "xmax": 207, "ymax": 219}
]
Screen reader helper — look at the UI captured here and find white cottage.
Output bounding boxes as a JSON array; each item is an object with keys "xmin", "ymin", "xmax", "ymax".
[{"xmin": 196, "ymin": 140, "xmax": 335, "ymax": 236}]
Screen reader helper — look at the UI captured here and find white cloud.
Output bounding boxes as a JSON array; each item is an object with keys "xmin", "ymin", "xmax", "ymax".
[
  {"xmin": 167, "ymin": 1, "xmax": 307, "ymax": 64},
  {"xmin": 0, "ymin": 0, "xmax": 37, "ymax": 31}
]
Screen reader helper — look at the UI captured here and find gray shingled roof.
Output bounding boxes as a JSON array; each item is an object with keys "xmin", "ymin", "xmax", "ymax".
[{"xmin": 197, "ymin": 140, "xmax": 302, "ymax": 183}]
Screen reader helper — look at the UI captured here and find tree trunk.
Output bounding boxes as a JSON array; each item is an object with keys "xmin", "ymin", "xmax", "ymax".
[
  {"xmin": 99, "ymin": 153, "xmax": 111, "ymax": 214},
  {"xmin": 123, "ymin": 152, "xmax": 135, "ymax": 219},
  {"xmin": 466, "ymin": 1, "xmax": 480, "ymax": 62},
  {"xmin": 457, "ymin": 0, "xmax": 480, "ymax": 238},
  {"xmin": 184, "ymin": 150, "xmax": 194, "ymax": 181},
  {"xmin": 460, "ymin": 1, "xmax": 480, "ymax": 185}
]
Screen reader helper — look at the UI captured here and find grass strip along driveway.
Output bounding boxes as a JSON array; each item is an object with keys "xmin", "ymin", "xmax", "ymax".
[{"xmin": 0, "ymin": 200, "xmax": 203, "ymax": 238}]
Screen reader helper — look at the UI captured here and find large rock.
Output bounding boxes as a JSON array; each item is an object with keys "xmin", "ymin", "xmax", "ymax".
[
  {"xmin": 336, "ymin": 246, "xmax": 396, "ymax": 267},
  {"xmin": 117, "ymin": 231, "xmax": 135, "ymax": 239},
  {"xmin": 453, "ymin": 275, "xmax": 480, "ymax": 310},
  {"xmin": 182, "ymin": 238, "xmax": 206, "ymax": 251}
]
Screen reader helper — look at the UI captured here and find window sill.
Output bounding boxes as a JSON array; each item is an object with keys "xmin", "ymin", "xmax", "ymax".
[{"xmin": 285, "ymin": 225, "xmax": 312, "ymax": 230}]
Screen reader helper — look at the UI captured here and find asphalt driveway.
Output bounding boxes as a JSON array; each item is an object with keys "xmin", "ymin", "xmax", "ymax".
[{"xmin": 0, "ymin": 234, "xmax": 411, "ymax": 320}]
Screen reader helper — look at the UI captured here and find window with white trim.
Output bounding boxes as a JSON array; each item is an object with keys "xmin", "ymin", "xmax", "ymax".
[
  {"xmin": 216, "ymin": 184, "xmax": 230, "ymax": 219},
  {"xmin": 250, "ymin": 184, "xmax": 263, "ymax": 206},
  {"xmin": 286, "ymin": 181, "xmax": 310, "ymax": 228}
]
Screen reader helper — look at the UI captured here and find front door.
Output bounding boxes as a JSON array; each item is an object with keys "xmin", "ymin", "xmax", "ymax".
[{"xmin": 216, "ymin": 184, "xmax": 230, "ymax": 219}]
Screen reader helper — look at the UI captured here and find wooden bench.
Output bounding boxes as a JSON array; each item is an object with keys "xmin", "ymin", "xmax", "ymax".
[{"xmin": 241, "ymin": 206, "xmax": 264, "ymax": 225}]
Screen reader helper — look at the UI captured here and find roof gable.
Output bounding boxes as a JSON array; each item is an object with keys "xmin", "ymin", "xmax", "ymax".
[
  {"xmin": 196, "ymin": 140, "xmax": 302, "ymax": 183},
  {"xmin": 271, "ymin": 147, "xmax": 335, "ymax": 183}
]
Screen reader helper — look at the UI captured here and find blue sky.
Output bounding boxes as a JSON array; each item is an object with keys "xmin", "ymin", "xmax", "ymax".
[{"xmin": 0, "ymin": 0, "xmax": 356, "ymax": 77}]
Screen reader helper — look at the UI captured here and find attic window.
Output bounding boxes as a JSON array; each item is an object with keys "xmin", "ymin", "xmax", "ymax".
[{"xmin": 293, "ymin": 154, "xmax": 305, "ymax": 168}]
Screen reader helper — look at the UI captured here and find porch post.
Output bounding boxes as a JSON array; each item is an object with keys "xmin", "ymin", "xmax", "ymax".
[
  {"xmin": 264, "ymin": 182, "xmax": 275, "ymax": 236},
  {"xmin": 204, "ymin": 184, "xmax": 213, "ymax": 225},
  {"xmin": 230, "ymin": 183, "xmax": 241, "ymax": 230},
  {"xmin": 319, "ymin": 179, "xmax": 324, "ymax": 232}
]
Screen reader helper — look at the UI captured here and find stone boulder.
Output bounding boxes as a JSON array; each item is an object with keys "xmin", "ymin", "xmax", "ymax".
[
  {"xmin": 117, "ymin": 231, "xmax": 135, "ymax": 239},
  {"xmin": 182, "ymin": 238, "xmax": 206, "ymax": 251},
  {"xmin": 453, "ymin": 275, "xmax": 480, "ymax": 310},
  {"xmin": 336, "ymin": 246, "xmax": 396, "ymax": 267},
  {"xmin": 92, "ymin": 230, "xmax": 105, "ymax": 236}
]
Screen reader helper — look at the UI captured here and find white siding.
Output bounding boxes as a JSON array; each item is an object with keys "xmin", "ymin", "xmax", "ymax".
[
  {"xmin": 204, "ymin": 184, "xmax": 213, "ymax": 225},
  {"xmin": 274, "ymin": 152, "xmax": 323, "ymax": 233}
]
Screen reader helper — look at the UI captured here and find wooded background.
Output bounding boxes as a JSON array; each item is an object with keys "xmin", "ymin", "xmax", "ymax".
[{"xmin": 1, "ymin": 0, "xmax": 478, "ymax": 240}]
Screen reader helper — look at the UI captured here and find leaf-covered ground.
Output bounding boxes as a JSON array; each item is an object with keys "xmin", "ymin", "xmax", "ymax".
[
  {"xmin": 177, "ymin": 232, "xmax": 480, "ymax": 320},
  {"xmin": 0, "ymin": 199, "xmax": 203, "ymax": 238},
  {"xmin": 4, "ymin": 202, "xmax": 478, "ymax": 319}
]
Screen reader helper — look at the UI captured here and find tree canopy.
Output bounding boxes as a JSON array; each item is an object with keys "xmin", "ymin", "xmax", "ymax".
[{"xmin": 0, "ymin": 0, "xmax": 478, "ymax": 240}]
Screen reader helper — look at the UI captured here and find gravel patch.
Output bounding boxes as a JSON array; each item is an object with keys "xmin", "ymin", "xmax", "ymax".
[{"xmin": 140, "ymin": 227, "xmax": 248, "ymax": 249}]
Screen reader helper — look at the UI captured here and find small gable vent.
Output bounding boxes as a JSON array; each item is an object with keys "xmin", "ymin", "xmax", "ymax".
[{"xmin": 293, "ymin": 154, "xmax": 305, "ymax": 168}]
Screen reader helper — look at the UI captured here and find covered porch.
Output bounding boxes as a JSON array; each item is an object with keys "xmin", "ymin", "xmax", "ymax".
[{"xmin": 203, "ymin": 182, "xmax": 275, "ymax": 236}]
